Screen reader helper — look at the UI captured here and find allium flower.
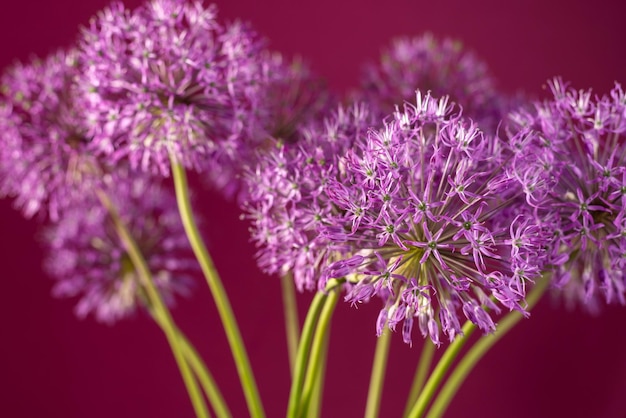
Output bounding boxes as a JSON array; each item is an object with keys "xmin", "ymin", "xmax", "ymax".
[
  {"xmin": 210, "ymin": 54, "xmax": 333, "ymax": 200},
  {"xmin": 320, "ymin": 92, "xmax": 546, "ymax": 345},
  {"xmin": 79, "ymin": 0, "xmax": 271, "ymax": 177},
  {"xmin": 507, "ymin": 78, "xmax": 626, "ymax": 310},
  {"xmin": 359, "ymin": 34, "xmax": 514, "ymax": 133},
  {"xmin": 244, "ymin": 102, "xmax": 375, "ymax": 291},
  {"xmin": 0, "ymin": 49, "xmax": 101, "ymax": 221},
  {"xmin": 44, "ymin": 175, "xmax": 196, "ymax": 324}
]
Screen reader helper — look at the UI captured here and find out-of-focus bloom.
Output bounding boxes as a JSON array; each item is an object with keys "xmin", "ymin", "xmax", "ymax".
[
  {"xmin": 0, "ymin": 49, "xmax": 101, "ymax": 221},
  {"xmin": 243, "ymin": 102, "xmax": 375, "ymax": 291},
  {"xmin": 507, "ymin": 78, "xmax": 626, "ymax": 311},
  {"xmin": 79, "ymin": 0, "xmax": 271, "ymax": 178},
  {"xmin": 320, "ymin": 93, "xmax": 546, "ymax": 345},
  {"xmin": 359, "ymin": 34, "xmax": 514, "ymax": 134},
  {"xmin": 212, "ymin": 53, "xmax": 333, "ymax": 200},
  {"xmin": 44, "ymin": 175, "xmax": 196, "ymax": 324}
]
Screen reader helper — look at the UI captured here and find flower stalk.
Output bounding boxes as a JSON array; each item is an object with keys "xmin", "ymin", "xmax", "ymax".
[
  {"xmin": 96, "ymin": 189, "xmax": 209, "ymax": 418},
  {"xmin": 170, "ymin": 158, "xmax": 265, "ymax": 418}
]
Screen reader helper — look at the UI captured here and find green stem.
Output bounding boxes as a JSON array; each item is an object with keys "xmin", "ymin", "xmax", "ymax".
[
  {"xmin": 307, "ymin": 314, "xmax": 331, "ymax": 418},
  {"xmin": 426, "ymin": 277, "xmax": 550, "ymax": 418},
  {"xmin": 170, "ymin": 159, "xmax": 265, "ymax": 418},
  {"xmin": 178, "ymin": 331, "xmax": 233, "ymax": 418},
  {"xmin": 286, "ymin": 292, "xmax": 328, "ymax": 418},
  {"xmin": 406, "ymin": 321, "xmax": 476, "ymax": 418},
  {"xmin": 281, "ymin": 272, "xmax": 300, "ymax": 376},
  {"xmin": 97, "ymin": 190, "xmax": 209, "ymax": 418},
  {"xmin": 299, "ymin": 290, "xmax": 339, "ymax": 416},
  {"xmin": 364, "ymin": 326, "xmax": 392, "ymax": 418},
  {"xmin": 403, "ymin": 340, "xmax": 436, "ymax": 418}
]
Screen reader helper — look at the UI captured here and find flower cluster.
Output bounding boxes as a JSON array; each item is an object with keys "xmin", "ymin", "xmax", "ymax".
[
  {"xmin": 44, "ymin": 175, "xmax": 196, "ymax": 324},
  {"xmin": 79, "ymin": 0, "xmax": 272, "ymax": 178},
  {"xmin": 209, "ymin": 54, "xmax": 333, "ymax": 200},
  {"xmin": 0, "ymin": 50, "xmax": 101, "ymax": 221},
  {"xmin": 244, "ymin": 103, "xmax": 375, "ymax": 291},
  {"xmin": 359, "ymin": 34, "xmax": 514, "ymax": 134},
  {"xmin": 507, "ymin": 79, "xmax": 626, "ymax": 311},
  {"xmin": 320, "ymin": 93, "xmax": 547, "ymax": 345}
]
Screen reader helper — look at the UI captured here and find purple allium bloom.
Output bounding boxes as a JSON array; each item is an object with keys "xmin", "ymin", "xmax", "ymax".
[
  {"xmin": 359, "ymin": 34, "xmax": 513, "ymax": 134},
  {"xmin": 507, "ymin": 78, "xmax": 626, "ymax": 310},
  {"xmin": 79, "ymin": 0, "xmax": 271, "ymax": 178},
  {"xmin": 44, "ymin": 174, "xmax": 196, "ymax": 324},
  {"xmin": 211, "ymin": 53, "xmax": 333, "ymax": 200},
  {"xmin": 320, "ymin": 92, "xmax": 546, "ymax": 345},
  {"xmin": 0, "ymin": 50, "xmax": 101, "ymax": 221},
  {"xmin": 243, "ymin": 102, "xmax": 376, "ymax": 291}
]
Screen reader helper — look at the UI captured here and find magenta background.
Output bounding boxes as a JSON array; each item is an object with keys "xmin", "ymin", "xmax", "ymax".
[{"xmin": 1, "ymin": 1, "xmax": 626, "ymax": 417}]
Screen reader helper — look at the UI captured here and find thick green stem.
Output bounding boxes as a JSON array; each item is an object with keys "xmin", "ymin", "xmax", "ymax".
[
  {"xmin": 403, "ymin": 340, "xmax": 436, "ymax": 418},
  {"xmin": 406, "ymin": 321, "xmax": 476, "ymax": 418},
  {"xmin": 170, "ymin": 160, "xmax": 265, "ymax": 418},
  {"xmin": 281, "ymin": 272, "xmax": 300, "ymax": 376},
  {"xmin": 426, "ymin": 277, "xmax": 550, "ymax": 418},
  {"xmin": 286, "ymin": 292, "xmax": 328, "ymax": 418},
  {"xmin": 97, "ymin": 191, "xmax": 209, "ymax": 418},
  {"xmin": 307, "ymin": 329, "xmax": 330, "ymax": 418},
  {"xmin": 364, "ymin": 326, "xmax": 392, "ymax": 418},
  {"xmin": 299, "ymin": 290, "xmax": 339, "ymax": 416}
]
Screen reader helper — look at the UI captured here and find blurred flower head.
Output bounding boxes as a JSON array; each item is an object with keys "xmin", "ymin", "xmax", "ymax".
[
  {"xmin": 507, "ymin": 78, "xmax": 626, "ymax": 311},
  {"xmin": 0, "ymin": 49, "xmax": 102, "ymax": 221},
  {"xmin": 44, "ymin": 174, "xmax": 196, "ymax": 324},
  {"xmin": 359, "ymin": 34, "xmax": 515, "ymax": 134},
  {"xmin": 243, "ymin": 102, "xmax": 375, "ymax": 291}
]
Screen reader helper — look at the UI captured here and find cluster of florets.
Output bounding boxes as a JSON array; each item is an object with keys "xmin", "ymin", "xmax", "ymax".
[
  {"xmin": 506, "ymin": 79, "xmax": 626, "ymax": 311},
  {"xmin": 0, "ymin": 50, "xmax": 102, "ymax": 221},
  {"xmin": 44, "ymin": 175, "xmax": 196, "ymax": 324},
  {"xmin": 319, "ymin": 92, "xmax": 547, "ymax": 345},
  {"xmin": 359, "ymin": 34, "xmax": 514, "ymax": 133},
  {"xmin": 244, "ymin": 103, "xmax": 375, "ymax": 291},
  {"xmin": 209, "ymin": 54, "xmax": 333, "ymax": 200},
  {"xmin": 79, "ymin": 0, "xmax": 272, "ymax": 178}
]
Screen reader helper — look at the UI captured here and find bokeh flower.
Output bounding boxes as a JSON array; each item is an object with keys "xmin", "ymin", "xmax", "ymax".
[
  {"xmin": 506, "ymin": 78, "xmax": 626, "ymax": 311},
  {"xmin": 244, "ymin": 102, "xmax": 375, "ymax": 291},
  {"xmin": 44, "ymin": 174, "xmax": 196, "ymax": 324},
  {"xmin": 0, "ymin": 49, "xmax": 101, "ymax": 221},
  {"xmin": 359, "ymin": 34, "xmax": 515, "ymax": 134}
]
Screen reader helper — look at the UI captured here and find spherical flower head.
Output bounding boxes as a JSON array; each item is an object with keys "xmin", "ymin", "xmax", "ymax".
[
  {"xmin": 44, "ymin": 174, "xmax": 196, "ymax": 324},
  {"xmin": 243, "ymin": 102, "xmax": 376, "ymax": 291},
  {"xmin": 79, "ymin": 0, "xmax": 271, "ymax": 178},
  {"xmin": 506, "ymin": 78, "xmax": 626, "ymax": 310},
  {"xmin": 359, "ymin": 34, "xmax": 513, "ymax": 134},
  {"xmin": 0, "ymin": 49, "xmax": 101, "ymax": 221},
  {"xmin": 320, "ymin": 92, "xmax": 546, "ymax": 345},
  {"xmin": 208, "ymin": 53, "xmax": 334, "ymax": 201}
]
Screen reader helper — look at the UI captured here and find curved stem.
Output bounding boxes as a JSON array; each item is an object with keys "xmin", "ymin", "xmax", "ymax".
[
  {"xmin": 286, "ymin": 292, "xmax": 328, "ymax": 418},
  {"xmin": 178, "ymin": 331, "xmax": 233, "ymax": 418},
  {"xmin": 426, "ymin": 277, "xmax": 550, "ymax": 418},
  {"xmin": 170, "ymin": 159, "xmax": 265, "ymax": 418},
  {"xmin": 97, "ymin": 190, "xmax": 209, "ymax": 418},
  {"xmin": 403, "ymin": 340, "xmax": 436, "ymax": 418},
  {"xmin": 406, "ymin": 321, "xmax": 476, "ymax": 418},
  {"xmin": 299, "ymin": 290, "xmax": 339, "ymax": 416},
  {"xmin": 281, "ymin": 272, "xmax": 300, "ymax": 376},
  {"xmin": 364, "ymin": 326, "xmax": 392, "ymax": 418}
]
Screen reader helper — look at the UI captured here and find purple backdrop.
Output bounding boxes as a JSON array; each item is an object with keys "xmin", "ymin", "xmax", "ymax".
[{"xmin": 1, "ymin": 1, "xmax": 626, "ymax": 417}]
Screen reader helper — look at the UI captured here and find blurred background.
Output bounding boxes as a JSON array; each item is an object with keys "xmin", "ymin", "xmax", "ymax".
[{"xmin": 1, "ymin": 0, "xmax": 625, "ymax": 417}]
